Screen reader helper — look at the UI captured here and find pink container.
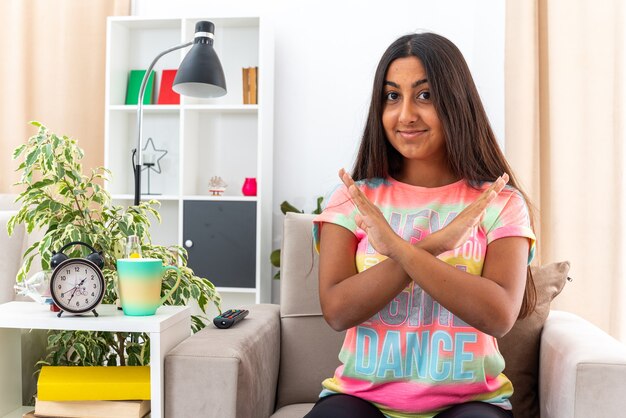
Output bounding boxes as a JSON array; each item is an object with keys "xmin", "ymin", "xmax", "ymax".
[{"xmin": 242, "ymin": 177, "xmax": 257, "ymax": 196}]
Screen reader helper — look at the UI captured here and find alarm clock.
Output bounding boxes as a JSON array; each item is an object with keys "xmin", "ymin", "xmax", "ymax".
[{"xmin": 49, "ymin": 241, "xmax": 105, "ymax": 318}]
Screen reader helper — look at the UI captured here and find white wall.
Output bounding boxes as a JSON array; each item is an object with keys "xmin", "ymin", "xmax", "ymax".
[{"xmin": 132, "ymin": 0, "xmax": 505, "ymax": 268}]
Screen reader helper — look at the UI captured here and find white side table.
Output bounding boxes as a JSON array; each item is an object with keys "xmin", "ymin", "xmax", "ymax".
[{"xmin": 0, "ymin": 301, "xmax": 190, "ymax": 418}]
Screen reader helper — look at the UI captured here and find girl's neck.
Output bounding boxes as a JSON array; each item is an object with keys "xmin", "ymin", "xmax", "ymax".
[{"xmin": 394, "ymin": 161, "xmax": 459, "ymax": 188}]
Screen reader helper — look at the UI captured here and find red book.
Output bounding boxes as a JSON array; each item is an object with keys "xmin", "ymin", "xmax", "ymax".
[{"xmin": 157, "ymin": 69, "xmax": 180, "ymax": 104}]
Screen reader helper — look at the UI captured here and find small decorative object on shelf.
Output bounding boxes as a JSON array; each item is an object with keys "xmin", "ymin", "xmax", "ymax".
[
  {"xmin": 126, "ymin": 70, "xmax": 155, "ymax": 105},
  {"xmin": 14, "ymin": 270, "xmax": 53, "ymax": 304},
  {"xmin": 208, "ymin": 176, "xmax": 228, "ymax": 196},
  {"xmin": 48, "ymin": 241, "xmax": 106, "ymax": 318},
  {"xmin": 141, "ymin": 137, "xmax": 168, "ymax": 195},
  {"xmin": 242, "ymin": 66, "xmax": 258, "ymax": 104},
  {"xmin": 241, "ymin": 177, "xmax": 257, "ymax": 196},
  {"xmin": 116, "ymin": 258, "xmax": 182, "ymax": 316},
  {"xmin": 125, "ymin": 235, "xmax": 142, "ymax": 259},
  {"xmin": 157, "ymin": 69, "xmax": 180, "ymax": 104}
]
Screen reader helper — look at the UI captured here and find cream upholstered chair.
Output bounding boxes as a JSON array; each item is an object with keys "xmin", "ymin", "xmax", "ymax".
[
  {"xmin": 0, "ymin": 210, "xmax": 47, "ymax": 405},
  {"xmin": 0, "ymin": 210, "xmax": 25, "ymax": 304},
  {"xmin": 164, "ymin": 212, "xmax": 626, "ymax": 418}
]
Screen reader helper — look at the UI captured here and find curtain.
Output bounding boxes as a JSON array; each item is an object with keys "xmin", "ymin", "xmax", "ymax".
[
  {"xmin": 506, "ymin": 0, "xmax": 625, "ymax": 339},
  {"xmin": 0, "ymin": 0, "xmax": 130, "ymax": 194}
]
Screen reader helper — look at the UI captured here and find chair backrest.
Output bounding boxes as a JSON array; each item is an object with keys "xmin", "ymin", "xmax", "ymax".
[
  {"xmin": 275, "ymin": 212, "xmax": 345, "ymax": 409},
  {"xmin": 0, "ymin": 211, "xmax": 25, "ymax": 303}
]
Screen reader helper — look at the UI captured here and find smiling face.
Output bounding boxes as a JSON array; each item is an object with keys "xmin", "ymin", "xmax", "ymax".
[{"xmin": 382, "ymin": 56, "xmax": 449, "ymax": 183}]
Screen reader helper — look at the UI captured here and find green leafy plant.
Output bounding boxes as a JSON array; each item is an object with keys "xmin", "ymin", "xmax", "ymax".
[
  {"xmin": 270, "ymin": 197, "xmax": 323, "ymax": 279},
  {"xmin": 7, "ymin": 122, "xmax": 221, "ymax": 368}
]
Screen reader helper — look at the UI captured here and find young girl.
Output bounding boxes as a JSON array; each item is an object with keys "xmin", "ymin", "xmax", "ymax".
[{"xmin": 308, "ymin": 33, "xmax": 536, "ymax": 418}]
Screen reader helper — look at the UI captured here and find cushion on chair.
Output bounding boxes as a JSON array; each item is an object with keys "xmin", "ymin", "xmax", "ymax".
[
  {"xmin": 280, "ymin": 213, "xmax": 321, "ymax": 318},
  {"xmin": 498, "ymin": 261, "xmax": 570, "ymax": 418},
  {"xmin": 276, "ymin": 316, "xmax": 344, "ymax": 409}
]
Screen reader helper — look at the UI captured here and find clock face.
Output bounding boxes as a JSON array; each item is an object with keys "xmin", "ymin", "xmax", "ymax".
[{"xmin": 50, "ymin": 258, "xmax": 105, "ymax": 314}]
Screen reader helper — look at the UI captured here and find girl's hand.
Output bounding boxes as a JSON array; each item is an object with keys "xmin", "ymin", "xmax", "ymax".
[
  {"xmin": 339, "ymin": 169, "xmax": 405, "ymax": 257},
  {"xmin": 426, "ymin": 173, "xmax": 509, "ymax": 255}
]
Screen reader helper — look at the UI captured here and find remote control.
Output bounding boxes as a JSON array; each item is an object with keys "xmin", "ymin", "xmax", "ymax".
[{"xmin": 213, "ymin": 308, "xmax": 249, "ymax": 329}]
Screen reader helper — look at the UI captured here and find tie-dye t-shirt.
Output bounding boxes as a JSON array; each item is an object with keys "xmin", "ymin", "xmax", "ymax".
[{"xmin": 312, "ymin": 177, "xmax": 536, "ymax": 418}]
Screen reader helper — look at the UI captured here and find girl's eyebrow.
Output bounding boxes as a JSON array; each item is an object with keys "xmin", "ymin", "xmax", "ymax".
[{"xmin": 383, "ymin": 79, "xmax": 429, "ymax": 88}]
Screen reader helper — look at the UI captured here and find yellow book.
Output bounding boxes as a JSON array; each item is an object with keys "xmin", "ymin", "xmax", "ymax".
[
  {"xmin": 34, "ymin": 398, "xmax": 150, "ymax": 418},
  {"xmin": 37, "ymin": 366, "xmax": 150, "ymax": 401}
]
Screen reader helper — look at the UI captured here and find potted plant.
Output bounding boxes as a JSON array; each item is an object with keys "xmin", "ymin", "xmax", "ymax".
[{"xmin": 7, "ymin": 122, "xmax": 221, "ymax": 368}]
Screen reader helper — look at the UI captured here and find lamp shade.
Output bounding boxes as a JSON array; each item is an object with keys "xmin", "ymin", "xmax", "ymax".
[{"xmin": 173, "ymin": 21, "xmax": 227, "ymax": 98}]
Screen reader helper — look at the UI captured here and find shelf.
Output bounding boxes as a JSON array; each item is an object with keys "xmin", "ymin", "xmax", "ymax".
[
  {"xmin": 2, "ymin": 406, "xmax": 33, "ymax": 418},
  {"xmin": 109, "ymin": 105, "xmax": 180, "ymax": 112},
  {"xmin": 111, "ymin": 195, "xmax": 258, "ymax": 202},
  {"xmin": 109, "ymin": 104, "xmax": 258, "ymax": 112},
  {"xmin": 182, "ymin": 195, "xmax": 257, "ymax": 202},
  {"xmin": 0, "ymin": 301, "xmax": 187, "ymax": 418},
  {"xmin": 109, "ymin": 16, "xmax": 259, "ymax": 29},
  {"xmin": 183, "ymin": 104, "xmax": 258, "ymax": 112},
  {"xmin": 108, "ymin": 17, "xmax": 181, "ymax": 30},
  {"xmin": 215, "ymin": 287, "xmax": 257, "ymax": 294},
  {"xmin": 0, "ymin": 302, "xmax": 189, "ymax": 333},
  {"xmin": 105, "ymin": 15, "xmax": 273, "ymax": 304},
  {"xmin": 112, "ymin": 194, "xmax": 181, "ymax": 201}
]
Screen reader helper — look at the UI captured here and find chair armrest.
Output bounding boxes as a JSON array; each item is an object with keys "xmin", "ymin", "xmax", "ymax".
[
  {"xmin": 165, "ymin": 304, "xmax": 280, "ymax": 418},
  {"xmin": 539, "ymin": 310, "xmax": 626, "ymax": 418}
]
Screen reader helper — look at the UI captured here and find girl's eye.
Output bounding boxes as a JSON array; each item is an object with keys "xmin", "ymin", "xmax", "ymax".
[
  {"xmin": 385, "ymin": 91, "xmax": 399, "ymax": 101},
  {"xmin": 417, "ymin": 91, "xmax": 431, "ymax": 101}
]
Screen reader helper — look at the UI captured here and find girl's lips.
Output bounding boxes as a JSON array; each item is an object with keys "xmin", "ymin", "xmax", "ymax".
[{"xmin": 398, "ymin": 129, "xmax": 428, "ymax": 139}]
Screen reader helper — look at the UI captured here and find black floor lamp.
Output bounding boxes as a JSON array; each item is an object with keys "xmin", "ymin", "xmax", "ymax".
[{"xmin": 133, "ymin": 21, "xmax": 227, "ymax": 206}]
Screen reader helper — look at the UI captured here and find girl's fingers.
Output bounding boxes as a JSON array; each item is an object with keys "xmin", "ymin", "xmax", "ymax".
[
  {"xmin": 458, "ymin": 174, "xmax": 509, "ymax": 221},
  {"xmin": 339, "ymin": 169, "xmax": 376, "ymax": 215},
  {"xmin": 483, "ymin": 173, "xmax": 508, "ymax": 195},
  {"xmin": 472, "ymin": 173, "xmax": 509, "ymax": 207},
  {"xmin": 339, "ymin": 168, "xmax": 353, "ymax": 188}
]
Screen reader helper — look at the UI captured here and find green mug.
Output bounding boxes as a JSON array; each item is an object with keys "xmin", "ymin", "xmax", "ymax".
[{"xmin": 116, "ymin": 258, "xmax": 181, "ymax": 316}]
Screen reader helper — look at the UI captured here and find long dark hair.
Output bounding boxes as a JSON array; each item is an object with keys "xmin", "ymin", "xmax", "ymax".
[{"xmin": 353, "ymin": 32, "xmax": 536, "ymax": 319}]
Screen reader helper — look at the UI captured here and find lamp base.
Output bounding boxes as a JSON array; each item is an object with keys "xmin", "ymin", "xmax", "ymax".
[{"xmin": 142, "ymin": 163, "xmax": 157, "ymax": 195}]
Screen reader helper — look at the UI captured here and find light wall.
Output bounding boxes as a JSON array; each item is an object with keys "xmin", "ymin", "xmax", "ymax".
[{"xmin": 132, "ymin": 0, "xmax": 505, "ymax": 269}]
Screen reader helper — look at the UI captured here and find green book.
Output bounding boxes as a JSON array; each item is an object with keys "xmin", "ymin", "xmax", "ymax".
[{"xmin": 125, "ymin": 70, "xmax": 155, "ymax": 105}]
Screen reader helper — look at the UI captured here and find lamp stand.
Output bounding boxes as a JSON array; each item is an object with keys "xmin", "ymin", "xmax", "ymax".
[
  {"xmin": 133, "ymin": 41, "xmax": 191, "ymax": 206},
  {"xmin": 133, "ymin": 20, "xmax": 227, "ymax": 206}
]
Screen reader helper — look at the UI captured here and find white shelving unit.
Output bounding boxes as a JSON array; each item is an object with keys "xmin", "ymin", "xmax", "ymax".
[
  {"xmin": 104, "ymin": 16, "xmax": 274, "ymax": 307},
  {"xmin": 0, "ymin": 302, "xmax": 190, "ymax": 418}
]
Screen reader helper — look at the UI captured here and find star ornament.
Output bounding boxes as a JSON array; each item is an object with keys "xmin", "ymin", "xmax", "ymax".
[{"xmin": 141, "ymin": 137, "xmax": 168, "ymax": 174}]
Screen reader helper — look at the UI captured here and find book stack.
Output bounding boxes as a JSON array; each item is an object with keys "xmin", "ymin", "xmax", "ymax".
[
  {"xmin": 242, "ymin": 66, "xmax": 258, "ymax": 104},
  {"xmin": 31, "ymin": 366, "xmax": 151, "ymax": 418}
]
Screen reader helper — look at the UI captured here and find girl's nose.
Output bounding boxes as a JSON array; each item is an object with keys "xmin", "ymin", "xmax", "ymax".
[{"xmin": 398, "ymin": 100, "xmax": 418, "ymax": 125}]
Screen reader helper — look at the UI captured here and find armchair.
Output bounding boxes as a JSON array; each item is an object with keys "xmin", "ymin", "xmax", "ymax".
[
  {"xmin": 0, "ymin": 209, "xmax": 48, "ymax": 405},
  {"xmin": 165, "ymin": 212, "xmax": 626, "ymax": 418}
]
